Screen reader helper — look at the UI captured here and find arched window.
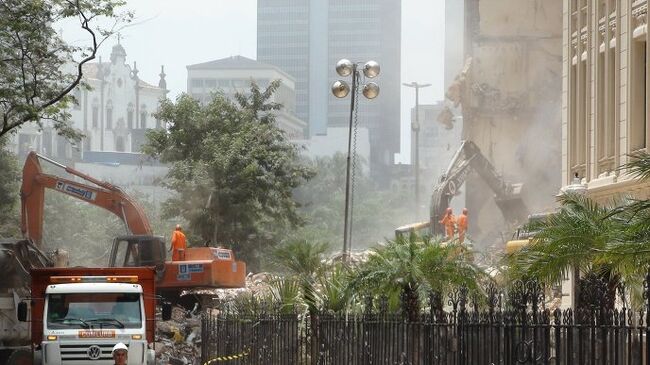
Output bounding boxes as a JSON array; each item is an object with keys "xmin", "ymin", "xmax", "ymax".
[
  {"xmin": 127, "ymin": 103, "xmax": 134, "ymax": 129},
  {"xmin": 106, "ymin": 100, "xmax": 113, "ymax": 129},
  {"xmin": 92, "ymin": 98, "xmax": 99, "ymax": 128},
  {"xmin": 140, "ymin": 104, "xmax": 147, "ymax": 129},
  {"xmin": 115, "ymin": 136, "xmax": 125, "ymax": 152}
]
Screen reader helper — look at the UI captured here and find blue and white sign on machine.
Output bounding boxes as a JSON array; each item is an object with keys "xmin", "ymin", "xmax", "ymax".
[
  {"xmin": 177, "ymin": 263, "xmax": 204, "ymax": 281},
  {"xmin": 55, "ymin": 181, "xmax": 97, "ymax": 201}
]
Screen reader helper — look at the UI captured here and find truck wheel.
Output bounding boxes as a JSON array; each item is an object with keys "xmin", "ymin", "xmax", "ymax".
[{"xmin": 6, "ymin": 349, "xmax": 32, "ymax": 365}]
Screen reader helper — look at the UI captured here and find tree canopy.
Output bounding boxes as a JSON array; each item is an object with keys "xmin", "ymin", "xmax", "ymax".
[
  {"xmin": 142, "ymin": 82, "xmax": 314, "ymax": 268},
  {"xmin": 290, "ymin": 153, "xmax": 414, "ymax": 250},
  {"xmin": 0, "ymin": 0, "xmax": 132, "ymax": 140},
  {"xmin": 0, "ymin": 137, "xmax": 19, "ymax": 237},
  {"xmin": 505, "ymin": 151, "xmax": 650, "ymax": 289}
]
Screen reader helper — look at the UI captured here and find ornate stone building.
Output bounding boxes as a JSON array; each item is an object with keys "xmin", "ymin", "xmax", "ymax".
[
  {"xmin": 563, "ymin": 0, "xmax": 650, "ymax": 202},
  {"xmin": 12, "ymin": 42, "xmax": 168, "ymax": 161}
]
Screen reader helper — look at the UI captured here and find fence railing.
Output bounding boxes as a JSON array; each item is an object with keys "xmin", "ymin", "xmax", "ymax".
[{"xmin": 201, "ymin": 278, "xmax": 650, "ymax": 365}]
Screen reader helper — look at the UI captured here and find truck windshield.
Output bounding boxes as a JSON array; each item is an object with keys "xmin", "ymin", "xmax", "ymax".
[{"xmin": 47, "ymin": 293, "xmax": 142, "ymax": 329}]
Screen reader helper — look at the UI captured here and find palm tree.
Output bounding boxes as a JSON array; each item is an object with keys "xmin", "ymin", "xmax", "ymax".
[
  {"xmin": 350, "ymin": 233, "xmax": 425, "ymax": 320},
  {"xmin": 268, "ymin": 239, "xmax": 329, "ymax": 363},
  {"xmin": 350, "ymin": 233, "xmax": 484, "ymax": 321},
  {"xmin": 504, "ymin": 151, "xmax": 650, "ymax": 308},
  {"xmin": 504, "ymin": 192, "xmax": 620, "ymax": 285},
  {"xmin": 419, "ymin": 241, "xmax": 485, "ymax": 298}
]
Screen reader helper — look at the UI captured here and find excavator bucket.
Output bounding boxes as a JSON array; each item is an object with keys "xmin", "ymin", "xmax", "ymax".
[{"xmin": 494, "ymin": 183, "xmax": 528, "ymax": 226}]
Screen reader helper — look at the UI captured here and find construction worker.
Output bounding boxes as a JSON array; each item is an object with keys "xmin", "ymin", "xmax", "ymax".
[
  {"xmin": 112, "ymin": 342, "xmax": 128, "ymax": 365},
  {"xmin": 457, "ymin": 208, "xmax": 468, "ymax": 244},
  {"xmin": 170, "ymin": 224, "xmax": 187, "ymax": 261},
  {"xmin": 439, "ymin": 207, "xmax": 456, "ymax": 240}
]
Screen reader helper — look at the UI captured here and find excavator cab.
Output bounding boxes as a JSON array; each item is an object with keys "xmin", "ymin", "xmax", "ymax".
[{"xmin": 109, "ymin": 235, "xmax": 166, "ymax": 270}]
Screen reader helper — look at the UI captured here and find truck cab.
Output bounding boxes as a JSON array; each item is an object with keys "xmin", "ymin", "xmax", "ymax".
[{"xmin": 21, "ymin": 268, "xmax": 165, "ymax": 365}]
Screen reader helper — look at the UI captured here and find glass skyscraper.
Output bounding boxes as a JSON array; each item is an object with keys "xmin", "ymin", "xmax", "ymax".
[{"xmin": 257, "ymin": 0, "xmax": 401, "ymax": 182}]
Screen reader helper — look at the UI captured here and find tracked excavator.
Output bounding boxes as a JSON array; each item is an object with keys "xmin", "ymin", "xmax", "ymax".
[
  {"xmin": 395, "ymin": 140, "xmax": 529, "ymax": 238},
  {"xmin": 20, "ymin": 151, "xmax": 246, "ymax": 291}
]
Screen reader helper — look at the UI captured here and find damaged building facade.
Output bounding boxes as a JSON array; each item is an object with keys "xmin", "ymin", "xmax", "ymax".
[
  {"xmin": 563, "ymin": 0, "xmax": 650, "ymax": 201},
  {"xmin": 445, "ymin": 0, "xmax": 563, "ymax": 247}
]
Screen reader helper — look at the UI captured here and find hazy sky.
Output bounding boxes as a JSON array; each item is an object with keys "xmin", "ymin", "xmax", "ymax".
[{"xmin": 68, "ymin": 0, "xmax": 445, "ymax": 163}]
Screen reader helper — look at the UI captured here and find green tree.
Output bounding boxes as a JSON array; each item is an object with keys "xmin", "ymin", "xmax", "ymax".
[
  {"xmin": 291, "ymin": 153, "xmax": 413, "ymax": 250},
  {"xmin": 504, "ymin": 192, "xmax": 619, "ymax": 285},
  {"xmin": 503, "ymin": 152, "xmax": 650, "ymax": 308},
  {"xmin": 142, "ymin": 82, "xmax": 314, "ymax": 268},
  {"xmin": 268, "ymin": 240, "xmax": 329, "ymax": 311},
  {"xmin": 0, "ymin": 0, "xmax": 132, "ymax": 139},
  {"xmin": 42, "ymin": 192, "xmax": 124, "ymax": 265},
  {"xmin": 0, "ymin": 136, "xmax": 19, "ymax": 237},
  {"xmin": 351, "ymin": 234, "xmax": 482, "ymax": 321}
]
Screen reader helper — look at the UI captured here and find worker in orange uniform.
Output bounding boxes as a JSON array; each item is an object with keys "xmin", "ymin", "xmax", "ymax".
[
  {"xmin": 439, "ymin": 207, "xmax": 456, "ymax": 240},
  {"xmin": 457, "ymin": 208, "xmax": 468, "ymax": 244},
  {"xmin": 170, "ymin": 224, "xmax": 187, "ymax": 261}
]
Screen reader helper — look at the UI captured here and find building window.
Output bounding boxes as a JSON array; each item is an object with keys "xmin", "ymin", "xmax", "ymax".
[
  {"xmin": 73, "ymin": 88, "xmax": 81, "ymax": 110},
  {"xmin": 140, "ymin": 104, "xmax": 147, "ymax": 129},
  {"xmin": 597, "ymin": 51, "xmax": 606, "ymax": 160},
  {"xmin": 606, "ymin": 46, "xmax": 616, "ymax": 159},
  {"xmin": 115, "ymin": 136, "xmax": 125, "ymax": 152},
  {"xmin": 92, "ymin": 99, "xmax": 99, "ymax": 128},
  {"xmin": 570, "ymin": 59, "xmax": 588, "ymax": 177},
  {"xmin": 42, "ymin": 129, "xmax": 52, "ymax": 156},
  {"xmin": 83, "ymin": 136, "xmax": 91, "ymax": 151},
  {"xmin": 56, "ymin": 136, "xmax": 67, "ymax": 158},
  {"xmin": 106, "ymin": 101, "xmax": 113, "ymax": 130},
  {"xmin": 630, "ymin": 38, "xmax": 647, "ymax": 151},
  {"xmin": 191, "ymin": 78, "xmax": 204, "ymax": 88},
  {"xmin": 127, "ymin": 103, "xmax": 134, "ymax": 129}
]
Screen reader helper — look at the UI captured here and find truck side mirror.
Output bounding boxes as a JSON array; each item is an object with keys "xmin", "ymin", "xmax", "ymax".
[
  {"xmin": 161, "ymin": 302, "xmax": 172, "ymax": 321},
  {"xmin": 17, "ymin": 301, "xmax": 28, "ymax": 322}
]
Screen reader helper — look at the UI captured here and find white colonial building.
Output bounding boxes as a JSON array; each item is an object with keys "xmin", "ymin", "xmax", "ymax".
[
  {"xmin": 9, "ymin": 43, "xmax": 170, "ymax": 196},
  {"xmin": 11, "ymin": 42, "xmax": 168, "ymax": 161}
]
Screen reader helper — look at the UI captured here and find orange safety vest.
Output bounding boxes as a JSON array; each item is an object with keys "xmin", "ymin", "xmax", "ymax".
[
  {"xmin": 171, "ymin": 230, "xmax": 187, "ymax": 251},
  {"xmin": 440, "ymin": 214, "xmax": 456, "ymax": 237},
  {"xmin": 457, "ymin": 214, "xmax": 468, "ymax": 233}
]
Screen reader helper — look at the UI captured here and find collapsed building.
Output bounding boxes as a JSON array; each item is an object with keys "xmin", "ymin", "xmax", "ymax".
[{"xmin": 443, "ymin": 0, "xmax": 564, "ymax": 248}]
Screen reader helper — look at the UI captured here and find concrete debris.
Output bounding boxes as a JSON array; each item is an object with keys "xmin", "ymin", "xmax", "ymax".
[
  {"xmin": 155, "ymin": 274, "xmax": 278, "ymax": 364},
  {"xmin": 156, "ymin": 306, "xmax": 201, "ymax": 365},
  {"xmin": 437, "ymin": 106, "xmax": 455, "ymax": 130},
  {"xmin": 445, "ymin": 57, "xmax": 472, "ymax": 107}
]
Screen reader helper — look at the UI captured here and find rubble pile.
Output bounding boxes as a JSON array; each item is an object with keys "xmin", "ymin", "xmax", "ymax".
[
  {"xmin": 156, "ymin": 306, "xmax": 201, "ymax": 365},
  {"xmin": 155, "ymin": 273, "xmax": 274, "ymax": 365}
]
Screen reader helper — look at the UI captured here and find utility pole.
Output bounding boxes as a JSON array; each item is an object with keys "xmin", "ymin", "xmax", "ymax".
[
  {"xmin": 403, "ymin": 82, "xmax": 431, "ymax": 218},
  {"xmin": 332, "ymin": 59, "xmax": 381, "ymax": 256}
]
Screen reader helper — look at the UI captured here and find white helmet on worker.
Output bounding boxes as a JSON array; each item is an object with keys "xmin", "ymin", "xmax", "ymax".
[{"xmin": 112, "ymin": 342, "xmax": 128, "ymax": 355}]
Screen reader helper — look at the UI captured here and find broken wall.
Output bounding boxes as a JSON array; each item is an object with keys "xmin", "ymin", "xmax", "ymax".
[{"xmin": 458, "ymin": 0, "xmax": 563, "ymax": 248}]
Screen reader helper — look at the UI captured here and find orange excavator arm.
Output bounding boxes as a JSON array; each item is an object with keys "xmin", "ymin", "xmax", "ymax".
[{"xmin": 21, "ymin": 152, "xmax": 153, "ymax": 247}]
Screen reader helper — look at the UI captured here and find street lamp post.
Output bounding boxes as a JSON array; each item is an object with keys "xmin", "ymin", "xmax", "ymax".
[
  {"xmin": 403, "ymin": 82, "xmax": 431, "ymax": 218},
  {"xmin": 332, "ymin": 59, "xmax": 380, "ymax": 256}
]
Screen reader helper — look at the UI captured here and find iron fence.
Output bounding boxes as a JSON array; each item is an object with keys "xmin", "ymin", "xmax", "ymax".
[{"xmin": 202, "ymin": 278, "xmax": 650, "ymax": 365}]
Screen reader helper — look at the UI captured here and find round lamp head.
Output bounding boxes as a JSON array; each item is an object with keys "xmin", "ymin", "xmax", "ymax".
[
  {"xmin": 362, "ymin": 82, "xmax": 380, "ymax": 99},
  {"xmin": 363, "ymin": 61, "xmax": 380, "ymax": 78},
  {"xmin": 331, "ymin": 80, "xmax": 350, "ymax": 98},
  {"xmin": 336, "ymin": 59, "xmax": 354, "ymax": 77}
]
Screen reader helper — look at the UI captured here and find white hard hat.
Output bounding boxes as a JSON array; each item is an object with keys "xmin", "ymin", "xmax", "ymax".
[{"xmin": 112, "ymin": 342, "xmax": 128, "ymax": 355}]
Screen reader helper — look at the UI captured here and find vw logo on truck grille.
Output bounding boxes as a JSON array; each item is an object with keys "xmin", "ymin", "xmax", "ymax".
[{"xmin": 87, "ymin": 345, "xmax": 102, "ymax": 360}]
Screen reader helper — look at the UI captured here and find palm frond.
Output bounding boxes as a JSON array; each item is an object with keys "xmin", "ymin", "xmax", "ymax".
[
  {"xmin": 505, "ymin": 193, "xmax": 620, "ymax": 284},
  {"xmin": 621, "ymin": 151, "xmax": 650, "ymax": 180}
]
